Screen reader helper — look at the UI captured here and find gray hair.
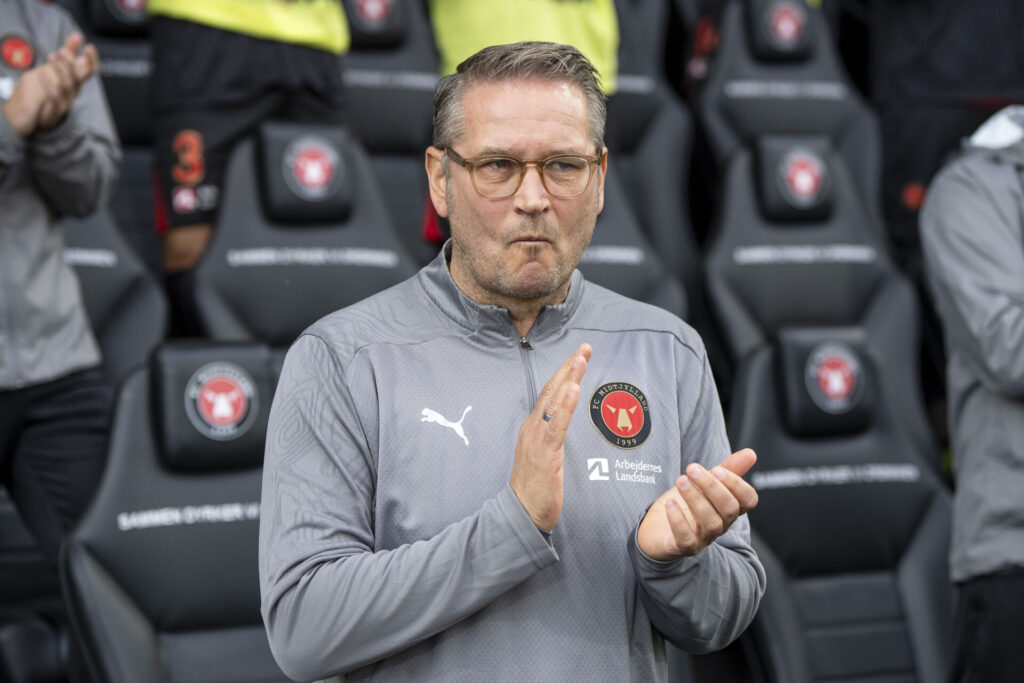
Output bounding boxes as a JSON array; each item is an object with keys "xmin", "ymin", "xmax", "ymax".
[{"xmin": 432, "ymin": 41, "xmax": 607, "ymax": 156}]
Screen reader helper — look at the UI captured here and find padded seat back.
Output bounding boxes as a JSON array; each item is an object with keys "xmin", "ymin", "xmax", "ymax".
[
  {"xmin": 187, "ymin": 121, "xmax": 419, "ymax": 345},
  {"xmin": 700, "ymin": 0, "xmax": 881, "ymax": 217},
  {"xmin": 341, "ymin": 0, "xmax": 440, "ymax": 264},
  {"xmin": 608, "ymin": 0, "xmax": 700, "ymax": 293},
  {"xmin": 583, "ymin": 167, "xmax": 688, "ymax": 320},
  {"xmin": 53, "ymin": 0, "xmax": 152, "ymax": 146},
  {"xmin": 62, "ymin": 343, "xmax": 288, "ymax": 683},
  {"xmin": 55, "ymin": 0, "xmax": 160, "ymax": 269},
  {"xmin": 706, "ymin": 139, "xmax": 888, "ymax": 361},
  {"xmin": 732, "ymin": 334, "xmax": 953, "ymax": 683},
  {"xmin": 705, "ymin": 135, "xmax": 953, "ymax": 681},
  {"xmin": 63, "ymin": 209, "xmax": 167, "ymax": 384}
]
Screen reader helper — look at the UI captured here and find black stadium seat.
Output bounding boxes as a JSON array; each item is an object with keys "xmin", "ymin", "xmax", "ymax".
[
  {"xmin": 341, "ymin": 0, "xmax": 441, "ymax": 265},
  {"xmin": 61, "ymin": 344, "xmax": 288, "ymax": 682},
  {"xmin": 182, "ymin": 121, "xmax": 419, "ymax": 345},
  {"xmin": 610, "ymin": 0, "xmax": 700, "ymax": 293},
  {"xmin": 583, "ymin": 168, "xmax": 688, "ymax": 321},
  {"xmin": 696, "ymin": 7, "xmax": 953, "ymax": 678},
  {"xmin": 63, "ymin": 209, "xmax": 168, "ymax": 384},
  {"xmin": 56, "ymin": 0, "xmax": 161, "ymax": 273},
  {"xmin": 704, "ymin": 136, "xmax": 954, "ymax": 682},
  {"xmin": 699, "ymin": 0, "xmax": 883, "ymax": 222}
]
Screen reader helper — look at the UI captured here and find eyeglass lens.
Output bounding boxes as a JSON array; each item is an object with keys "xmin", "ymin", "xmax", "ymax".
[{"xmin": 473, "ymin": 157, "xmax": 592, "ymax": 198}]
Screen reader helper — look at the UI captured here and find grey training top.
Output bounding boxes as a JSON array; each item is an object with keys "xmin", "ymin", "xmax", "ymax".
[
  {"xmin": 921, "ymin": 106, "xmax": 1024, "ymax": 582},
  {"xmin": 260, "ymin": 250, "xmax": 765, "ymax": 682},
  {"xmin": 0, "ymin": 0, "xmax": 121, "ymax": 389}
]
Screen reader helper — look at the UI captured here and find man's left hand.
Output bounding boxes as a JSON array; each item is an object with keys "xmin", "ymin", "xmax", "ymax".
[
  {"xmin": 637, "ymin": 448, "xmax": 759, "ymax": 562},
  {"xmin": 1, "ymin": 32, "xmax": 99, "ymax": 137}
]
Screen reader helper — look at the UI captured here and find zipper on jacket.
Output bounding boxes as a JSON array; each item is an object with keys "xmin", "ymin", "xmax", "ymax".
[{"xmin": 518, "ymin": 335, "xmax": 538, "ymax": 400}]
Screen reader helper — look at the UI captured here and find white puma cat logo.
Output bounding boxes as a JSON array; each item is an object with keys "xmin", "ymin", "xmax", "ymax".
[{"xmin": 420, "ymin": 406, "xmax": 473, "ymax": 446}]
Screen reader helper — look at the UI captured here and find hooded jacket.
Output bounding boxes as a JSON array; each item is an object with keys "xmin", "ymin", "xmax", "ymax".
[
  {"xmin": 921, "ymin": 106, "xmax": 1024, "ymax": 582},
  {"xmin": 0, "ymin": 0, "xmax": 121, "ymax": 389}
]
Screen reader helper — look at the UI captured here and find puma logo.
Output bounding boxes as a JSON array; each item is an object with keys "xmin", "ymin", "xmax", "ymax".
[{"xmin": 420, "ymin": 406, "xmax": 473, "ymax": 446}]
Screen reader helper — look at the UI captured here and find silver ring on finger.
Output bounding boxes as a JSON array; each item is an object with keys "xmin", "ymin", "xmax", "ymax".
[{"xmin": 542, "ymin": 412, "xmax": 553, "ymax": 422}]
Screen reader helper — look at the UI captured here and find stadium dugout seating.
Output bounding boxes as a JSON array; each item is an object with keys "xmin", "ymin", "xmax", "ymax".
[
  {"xmin": 62, "ymin": 211, "xmax": 169, "ymax": 384},
  {"xmin": 61, "ymin": 343, "xmax": 288, "ymax": 682},
  {"xmin": 706, "ymin": 136, "xmax": 954, "ymax": 683},
  {"xmin": 698, "ymin": 3, "xmax": 955, "ymax": 680},
  {"xmin": 341, "ymin": 0, "xmax": 442, "ymax": 266},
  {"xmin": 178, "ymin": 121, "xmax": 420, "ymax": 345},
  {"xmin": 56, "ymin": 0, "xmax": 161, "ymax": 274},
  {"xmin": 609, "ymin": 0, "xmax": 700, "ymax": 293},
  {"xmin": 583, "ymin": 168, "xmax": 688, "ymax": 321},
  {"xmin": 699, "ymin": 0, "xmax": 936, "ymax": 461},
  {"xmin": 698, "ymin": 0, "xmax": 883, "ymax": 227}
]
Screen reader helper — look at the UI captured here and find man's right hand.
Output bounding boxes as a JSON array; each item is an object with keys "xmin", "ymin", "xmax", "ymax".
[
  {"xmin": 2, "ymin": 32, "xmax": 99, "ymax": 138},
  {"xmin": 510, "ymin": 343, "xmax": 591, "ymax": 532}
]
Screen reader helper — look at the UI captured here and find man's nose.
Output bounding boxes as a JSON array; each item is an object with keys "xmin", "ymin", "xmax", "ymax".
[{"xmin": 514, "ymin": 163, "xmax": 550, "ymax": 213}]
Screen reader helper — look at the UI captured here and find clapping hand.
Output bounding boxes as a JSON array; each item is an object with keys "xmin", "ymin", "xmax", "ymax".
[
  {"xmin": 2, "ymin": 32, "xmax": 100, "ymax": 137},
  {"xmin": 636, "ymin": 448, "xmax": 759, "ymax": 561}
]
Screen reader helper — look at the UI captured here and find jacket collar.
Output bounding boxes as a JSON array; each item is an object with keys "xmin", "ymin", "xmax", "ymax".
[{"xmin": 417, "ymin": 240, "xmax": 586, "ymax": 345}]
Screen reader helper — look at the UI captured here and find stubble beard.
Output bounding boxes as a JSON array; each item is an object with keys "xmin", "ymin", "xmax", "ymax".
[{"xmin": 447, "ymin": 182, "xmax": 597, "ymax": 303}]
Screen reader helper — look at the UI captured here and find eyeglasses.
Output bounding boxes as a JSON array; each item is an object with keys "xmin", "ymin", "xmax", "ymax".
[{"xmin": 446, "ymin": 148, "xmax": 602, "ymax": 199}]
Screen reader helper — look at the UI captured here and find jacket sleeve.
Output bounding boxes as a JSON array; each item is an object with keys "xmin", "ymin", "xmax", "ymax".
[
  {"xmin": 628, "ymin": 350, "xmax": 766, "ymax": 654},
  {"xmin": 259, "ymin": 334, "xmax": 558, "ymax": 682},
  {"xmin": 0, "ymin": 105, "xmax": 27, "ymax": 187},
  {"xmin": 920, "ymin": 158, "xmax": 1024, "ymax": 398},
  {"xmin": 27, "ymin": 12, "xmax": 121, "ymax": 218}
]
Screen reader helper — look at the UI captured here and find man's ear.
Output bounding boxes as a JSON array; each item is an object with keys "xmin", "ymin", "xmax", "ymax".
[
  {"xmin": 425, "ymin": 146, "xmax": 450, "ymax": 218},
  {"xmin": 596, "ymin": 147, "xmax": 608, "ymax": 215}
]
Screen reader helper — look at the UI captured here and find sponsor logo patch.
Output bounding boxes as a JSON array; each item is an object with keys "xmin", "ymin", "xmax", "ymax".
[
  {"xmin": 1, "ymin": 36, "xmax": 34, "ymax": 70},
  {"xmin": 777, "ymin": 148, "xmax": 827, "ymax": 209},
  {"xmin": 590, "ymin": 382, "xmax": 651, "ymax": 449},
  {"xmin": 587, "ymin": 458, "xmax": 610, "ymax": 480},
  {"xmin": 283, "ymin": 135, "xmax": 341, "ymax": 202},
  {"xmin": 805, "ymin": 342, "xmax": 862, "ymax": 414},
  {"xmin": 185, "ymin": 363, "xmax": 258, "ymax": 440},
  {"xmin": 172, "ymin": 186, "xmax": 198, "ymax": 214},
  {"xmin": 171, "ymin": 184, "xmax": 216, "ymax": 215}
]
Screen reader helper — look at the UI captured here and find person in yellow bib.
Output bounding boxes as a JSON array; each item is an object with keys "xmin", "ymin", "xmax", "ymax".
[
  {"xmin": 149, "ymin": 0, "xmax": 350, "ymax": 334},
  {"xmin": 429, "ymin": 0, "xmax": 620, "ymax": 95}
]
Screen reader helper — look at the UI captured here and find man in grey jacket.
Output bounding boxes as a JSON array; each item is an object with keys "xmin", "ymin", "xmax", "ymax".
[
  {"xmin": 0, "ymin": 0, "xmax": 121, "ymax": 567},
  {"xmin": 921, "ymin": 105, "xmax": 1024, "ymax": 682},
  {"xmin": 260, "ymin": 41, "xmax": 764, "ymax": 682}
]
